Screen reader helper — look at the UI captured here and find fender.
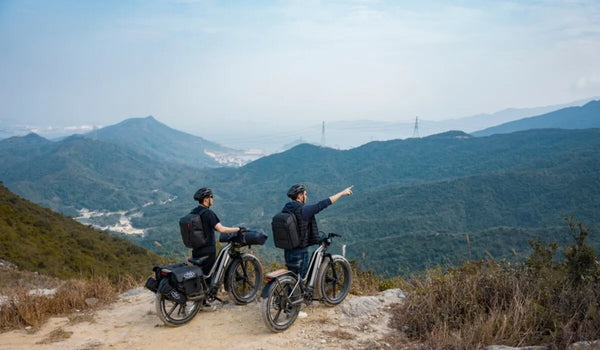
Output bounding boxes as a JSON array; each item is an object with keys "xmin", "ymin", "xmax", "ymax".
[{"xmin": 261, "ymin": 269, "xmax": 295, "ymax": 298}]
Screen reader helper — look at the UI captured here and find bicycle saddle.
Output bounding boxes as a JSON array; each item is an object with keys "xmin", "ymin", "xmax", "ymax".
[{"xmin": 188, "ymin": 256, "xmax": 210, "ymax": 266}]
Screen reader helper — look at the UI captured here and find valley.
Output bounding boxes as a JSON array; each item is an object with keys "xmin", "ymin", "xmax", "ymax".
[{"xmin": 1, "ymin": 101, "xmax": 600, "ymax": 277}]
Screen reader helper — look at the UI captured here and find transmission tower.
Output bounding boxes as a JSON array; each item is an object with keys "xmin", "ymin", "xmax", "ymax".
[
  {"xmin": 412, "ymin": 116, "xmax": 420, "ymax": 138},
  {"xmin": 321, "ymin": 121, "xmax": 326, "ymax": 146}
]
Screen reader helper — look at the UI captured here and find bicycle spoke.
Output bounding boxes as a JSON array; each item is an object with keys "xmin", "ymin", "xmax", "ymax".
[
  {"xmin": 166, "ymin": 302, "xmax": 178, "ymax": 317},
  {"xmin": 178, "ymin": 304, "xmax": 187, "ymax": 316},
  {"xmin": 273, "ymin": 306, "xmax": 283, "ymax": 323}
]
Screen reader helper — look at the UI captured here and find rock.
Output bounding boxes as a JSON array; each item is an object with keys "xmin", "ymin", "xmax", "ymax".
[
  {"xmin": 28, "ymin": 288, "xmax": 57, "ymax": 296},
  {"xmin": 121, "ymin": 287, "xmax": 146, "ymax": 298},
  {"xmin": 0, "ymin": 259, "xmax": 16, "ymax": 270},
  {"xmin": 568, "ymin": 341, "xmax": 600, "ymax": 350},
  {"xmin": 484, "ymin": 346, "xmax": 549, "ymax": 350},
  {"xmin": 379, "ymin": 289, "xmax": 406, "ymax": 304},
  {"xmin": 85, "ymin": 298, "xmax": 99, "ymax": 307},
  {"xmin": 339, "ymin": 296, "xmax": 381, "ymax": 317}
]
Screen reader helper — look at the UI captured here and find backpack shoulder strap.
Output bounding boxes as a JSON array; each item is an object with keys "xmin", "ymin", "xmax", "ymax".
[{"xmin": 191, "ymin": 206, "xmax": 209, "ymax": 217}]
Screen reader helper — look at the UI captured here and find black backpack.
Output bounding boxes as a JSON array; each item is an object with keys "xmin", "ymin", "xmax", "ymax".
[
  {"xmin": 271, "ymin": 207, "xmax": 301, "ymax": 250},
  {"xmin": 179, "ymin": 207, "xmax": 208, "ymax": 249}
]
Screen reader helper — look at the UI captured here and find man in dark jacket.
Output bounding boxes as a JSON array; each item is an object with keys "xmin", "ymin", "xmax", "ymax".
[
  {"xmin": 282, "ymin": 184, "xmax": 353, "ymax": 278},
  {"xmin": 190, "ymin": 188, "xmax": 245, "ymax": 275}
]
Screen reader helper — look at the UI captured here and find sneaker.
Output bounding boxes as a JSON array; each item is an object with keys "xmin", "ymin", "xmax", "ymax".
[{"xmin": 297, "ymin": 311, "xmax": 308, "ymax": 318}]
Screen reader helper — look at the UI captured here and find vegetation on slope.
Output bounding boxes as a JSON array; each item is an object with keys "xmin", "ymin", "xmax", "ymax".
[
  {"xmin": 0, "ymin": 183, "xmax": 168, "ymax": 281},
  {"xmin": 391, "ymin": 218, "xmax": 600, "ymax": 349}
]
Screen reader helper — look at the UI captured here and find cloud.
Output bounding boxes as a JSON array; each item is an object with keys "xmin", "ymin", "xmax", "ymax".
[
  {"xmin": 575, "ymin": 75, "xmax": 600, "ymax": 90},
  {"xmin": 64, "ymin": 125, "xmax": 98, "ymax": 132}
]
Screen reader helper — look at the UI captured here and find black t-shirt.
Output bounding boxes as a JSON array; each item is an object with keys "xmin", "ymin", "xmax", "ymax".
[{"xmin": 191, "ymin": 206, "xmax": 220, "ymax": 256}]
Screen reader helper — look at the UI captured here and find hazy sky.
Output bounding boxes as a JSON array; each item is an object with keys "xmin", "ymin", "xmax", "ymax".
[{"xmin": 1, "ymin": 0, "xmax": 600, "ymax": 137}]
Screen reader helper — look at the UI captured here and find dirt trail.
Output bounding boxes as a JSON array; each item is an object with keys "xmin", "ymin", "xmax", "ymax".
[{"xmin": 0, "ymin": 288, "xmax": 403, "ymax": 350}]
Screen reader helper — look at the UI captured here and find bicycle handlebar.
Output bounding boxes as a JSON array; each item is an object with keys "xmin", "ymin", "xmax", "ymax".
[{"xmin": 318, "ymin": 232, "xmax": 342, "ymax": 241}]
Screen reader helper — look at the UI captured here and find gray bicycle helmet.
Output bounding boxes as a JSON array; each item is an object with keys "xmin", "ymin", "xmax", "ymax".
[
  {"xmin": 193, "ymin": 188, "xmax": 213, "ymax": 201},
  {"xmin": 287, "ymin": 184, "xmax": 306, "ymax": 199}
]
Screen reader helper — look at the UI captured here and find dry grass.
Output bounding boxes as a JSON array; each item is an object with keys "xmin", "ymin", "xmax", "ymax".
[
  {"xmin": 349, "ymin": 260, "xmax": 407, "ymax": 296},
  {"xmin": 389, "ymin": 260, "xmax": 600, "ymax": 350},
  {"xmin": 0, "ymin": 271, "xmax": 140, "ymax": 331},
  {"xmin": 0, "ymin": 269, "xmax": 63, "ymax": 294}
]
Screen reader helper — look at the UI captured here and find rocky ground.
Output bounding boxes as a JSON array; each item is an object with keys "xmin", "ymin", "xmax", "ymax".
[{"xmin": 0, "ymin": 288, "xmax": 411, "ymax": 350}]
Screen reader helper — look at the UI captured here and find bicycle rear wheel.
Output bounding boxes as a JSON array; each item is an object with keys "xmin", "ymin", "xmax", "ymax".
[
  {"xmin": 155, "ymin": 293, "xmax": 201, "ymax": 326},
  {"xmin": 317, "ymin": 255, "xmax": 352, "ymax": 306},
  {"xmin": 260, "ymin": 275, "xmax": 301, "ymax": 332}
]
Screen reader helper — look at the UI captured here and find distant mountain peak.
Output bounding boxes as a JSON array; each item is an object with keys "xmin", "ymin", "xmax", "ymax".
[
  {"xmin": 0, "ymin": 132, "xmax": 51, "ymax": 147},
  {"xmin": 473, "ymin": 99, "xmax": 600, "ymax": 136}
]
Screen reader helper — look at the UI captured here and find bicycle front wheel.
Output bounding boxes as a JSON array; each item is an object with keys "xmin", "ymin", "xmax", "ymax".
[
  {"xmin": 260, "ymin": 275, "xmax": 301, "ymax": 332},
  {"xmin": 317, "ymin": 255, "xmax": 352, "ymax": 306},
  {"xmin": 225, "ymin": 254, "xmax": 263, "ymax": 304}
]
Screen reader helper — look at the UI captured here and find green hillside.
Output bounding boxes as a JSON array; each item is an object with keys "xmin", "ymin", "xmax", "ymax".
[
  {"xmin": 0, "ymin": 183, "xmax": 168, "ymax": 281},
  {"xmin": 473, "ymin": 99, "xmax": 600, "ymax": 136},
  {"xmin": 2, "ymin": 127, "xmax": 600, "ymax": 276},
  {"xmin": 0, "ymin": 134, "xmax": 202, "ymax": 215},
  {"xmin": 323, "ymin": 149, "xmax": 600, "ymax": 275}
]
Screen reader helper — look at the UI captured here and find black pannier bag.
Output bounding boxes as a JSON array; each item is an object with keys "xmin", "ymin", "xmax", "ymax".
[
  {"xmin": 179, "ymin": 208, "xmax": 208, "ymax": 248},
  {"xmin": 157, "ymin": 278, "xmax": 187, "ymax": 304},
  {"xmin": 169, "ymin": 264, "xmax": 205, "ymax": 296},
  {"xmin": 145, "ymin": 277, "xmax": 158, "ymax": 293},
  {"xmin": 219, "ymin": 230, "xmax": 268, "ymax": 246},
  {"xmin": 271, "ymin": 210, "xmax": 300, "ymax": 250},
  {"xmin": 243, "ymin": 230, "xmax": 268, "ymax": 245},
  {"xmin": 145, "ymin": 262, "xmax": 187, "ymax": 294}
]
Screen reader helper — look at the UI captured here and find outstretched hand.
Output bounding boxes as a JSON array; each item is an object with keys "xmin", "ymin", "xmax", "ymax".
[{"xmin": 342, "ymin": 185, "xmax": 354, "ymax": 196}]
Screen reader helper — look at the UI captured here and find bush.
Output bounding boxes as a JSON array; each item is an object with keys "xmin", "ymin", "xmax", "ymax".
[
  {"xmin": 0, "ymin": 274, "xmax": 138, "ymax": 331},
  {"xmin": 390, "ymin": 219, "xmax": 600, "ymax": 349}
]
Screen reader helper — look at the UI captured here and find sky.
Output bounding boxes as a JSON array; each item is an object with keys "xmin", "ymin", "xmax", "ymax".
[{"xmin": 1, "ymin": 0, "xmax": 600, "ymax": 142}]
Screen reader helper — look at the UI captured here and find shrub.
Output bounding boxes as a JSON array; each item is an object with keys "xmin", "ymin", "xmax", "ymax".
[
  {"xmin": 0, "ymin": 274, "xmax": 138, "ymax": 331},
  {"xmin": 390, "ymin": 219, "xmax": 600, "ymax": 349}
]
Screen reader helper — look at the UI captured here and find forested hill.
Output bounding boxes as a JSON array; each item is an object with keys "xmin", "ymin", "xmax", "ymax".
[
  {"xmin": 1, "ymin": 128, "xmax": 600, "ymax": 276},
  {"xmin": 473, "ymin": 99, "xmax": 600, "ymax": 136},
  {"xmin": 0, "ymin": 183, "xmax": 167, "ymax": 280},
  {"xmin": 206, "ymin": 128, "xmax": 600, "ymax": 275},
  {"xmin": 0, "ymin": 133, "xmax": 202, "ymax": 215}
]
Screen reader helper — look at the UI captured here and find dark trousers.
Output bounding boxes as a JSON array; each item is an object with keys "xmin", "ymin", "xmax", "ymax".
[
  {"xmin": 285, "ymin": 248, "xmax": 309, "ymax": 279},
  {"xmin": 192, "ymin": 249, "xmax": 216, "ymax": 277}
]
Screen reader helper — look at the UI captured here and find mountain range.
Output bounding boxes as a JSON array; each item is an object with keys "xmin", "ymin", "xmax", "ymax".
[
  {"xmin": 1, "ymin": 100, "xmax": 599, "ymax": 276},
  {"xmin": 473, "ymin": 100, "xmax": 600, "ymax": 136},
  {"xmin": 1, "ymin": 97, "xmax": 597, "ymax": 152}
]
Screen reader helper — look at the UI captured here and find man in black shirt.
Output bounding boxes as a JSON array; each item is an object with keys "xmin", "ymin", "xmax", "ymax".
[{"xmin": 191, "ymin": 188, "xmax": 244, "ymax": 275}]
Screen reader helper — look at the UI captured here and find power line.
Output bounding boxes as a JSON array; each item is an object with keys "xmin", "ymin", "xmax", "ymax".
[{"xmin": 412, "ymin": 116, "xmax": 420, "ymax": 138}]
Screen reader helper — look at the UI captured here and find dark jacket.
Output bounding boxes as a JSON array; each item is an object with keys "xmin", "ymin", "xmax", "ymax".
[{"xmin": 283, "ymin": 198, "xmax": 332, "ymax": 249}]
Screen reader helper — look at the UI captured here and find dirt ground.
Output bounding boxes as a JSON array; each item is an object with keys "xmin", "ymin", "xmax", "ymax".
[{"xmin": 0, "ymin": 288, "xmax": 408, "ymax": 350}]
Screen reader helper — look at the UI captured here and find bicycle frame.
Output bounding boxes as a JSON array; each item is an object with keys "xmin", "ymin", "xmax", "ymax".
[
  {"xmin": 277, "ymin": 241, "xmax": 330, "ymax": 306},
  {"xmin": 205, "ymin": 242, "xmax": 234, "ymax": 290}
]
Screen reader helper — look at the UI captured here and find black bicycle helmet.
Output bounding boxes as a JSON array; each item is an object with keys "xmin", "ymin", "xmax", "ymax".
[
  {"xmin": 193, "ymin": 188, "xmax": 213, "ymax": 201},
  {"xmin": 287, "ymin": 184, "xmax": 306, "ymax": 199}
]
